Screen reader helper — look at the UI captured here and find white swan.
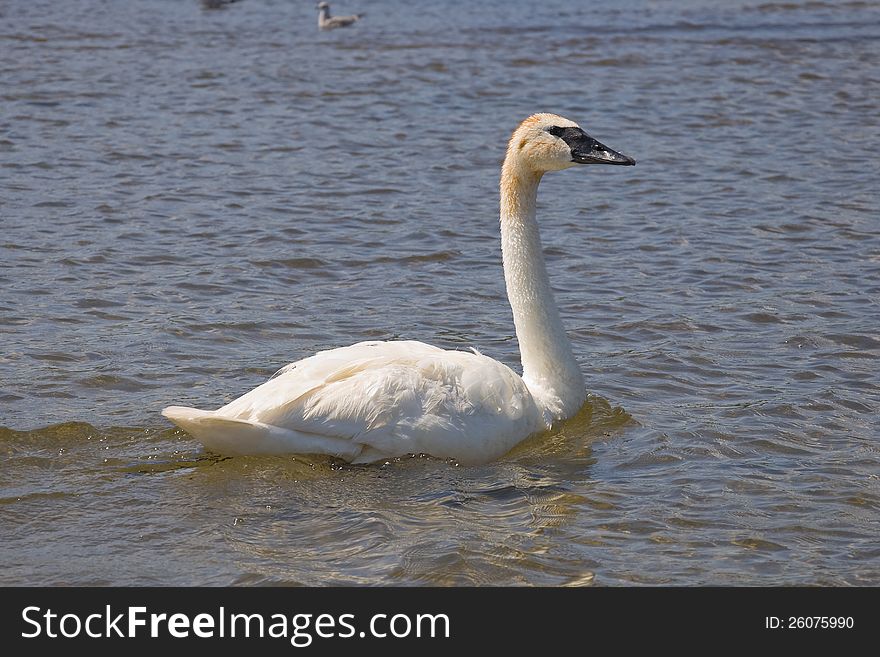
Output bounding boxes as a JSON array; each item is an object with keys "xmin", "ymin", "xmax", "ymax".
[
  {"xmin": 316, "ymin": 2, "xmax": 362, "ymax": 30},
  {"xmin": 163, "ymin": 113, "xmax": 634, "ymax": 465}
]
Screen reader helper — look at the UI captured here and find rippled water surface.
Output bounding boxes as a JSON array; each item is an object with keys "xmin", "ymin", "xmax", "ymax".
[{"xmin": 1, "ymin": 0, "xmax": 879, "ymax": 585}]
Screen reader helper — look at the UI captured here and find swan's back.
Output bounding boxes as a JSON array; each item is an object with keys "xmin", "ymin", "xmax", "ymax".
[{"xmin": 164, "ymin": 341, "xmax": 541, "ymax": 464}]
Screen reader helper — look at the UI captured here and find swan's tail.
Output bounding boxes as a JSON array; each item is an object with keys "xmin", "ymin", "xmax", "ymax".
[
  {"xmin": 162, "ymin": 406, "xmax": 255, "ymax": 454},
  {"xmin": 161, "ymin": 405, "xmax": 363, "ymax": 459},
  {"xmin": 162, "ymin": 406, "xmax": 215, "ymax": 433}
]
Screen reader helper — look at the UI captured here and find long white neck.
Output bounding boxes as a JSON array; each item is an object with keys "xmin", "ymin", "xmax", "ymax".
[{"xmin": 499, "ymin": 157, "xmax": 586, "ymax": 423}]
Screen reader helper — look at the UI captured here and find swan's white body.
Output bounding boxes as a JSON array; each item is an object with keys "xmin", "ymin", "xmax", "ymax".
[
  {"xmin": 165, "ymin": 341, "xmax": 540, "ymax": 464},
  {"xmin": 163, "ymin": 113, "xmax": 634, "ymax": 464},
  {"xmin": 317, "ymin": 2, "xmax": 361, "ymax": 30}
]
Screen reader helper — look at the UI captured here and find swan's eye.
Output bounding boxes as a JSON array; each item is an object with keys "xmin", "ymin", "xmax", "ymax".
[{"xmin": 546, "ymin": 126, "xmax": 586, "ymax": 144}]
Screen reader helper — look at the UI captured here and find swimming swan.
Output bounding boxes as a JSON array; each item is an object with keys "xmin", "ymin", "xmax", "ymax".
[
  {"xmin": 316, "ymin": 2, "xmax": 362, "ymax": 30},
  {"xmin": 163, "ymin": 114, "xmax": 635, "ymax": 464}
]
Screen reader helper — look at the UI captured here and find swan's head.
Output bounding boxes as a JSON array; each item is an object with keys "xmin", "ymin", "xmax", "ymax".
[
  {"xmin": 508, "ymin": 113, "xmax": 635, "ymax": 174},
  {"xmin": 316, "ymin": 2, "xmax": 329, "ymax": 10}
]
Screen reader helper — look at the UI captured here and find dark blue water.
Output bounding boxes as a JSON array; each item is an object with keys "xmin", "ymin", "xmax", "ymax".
[{"xmin": 1, "ymin": 0, "xmax": 878, "ymax": 585}]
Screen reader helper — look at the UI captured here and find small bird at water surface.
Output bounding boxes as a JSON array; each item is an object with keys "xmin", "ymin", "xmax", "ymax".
[
  {"xmin": 316, "ymin": 2, "xmax": 363, "ymax": 30},
  {"xmin": 200, "ymin": 0, "xmax": 242, "ymax": 9},
  {"xmin": 163, "ymin": 114, "xmax": 635, "ymax": 465}
]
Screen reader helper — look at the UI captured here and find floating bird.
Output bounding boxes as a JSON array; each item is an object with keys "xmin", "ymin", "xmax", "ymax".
[
  {"xmin": 163, "ymin": 114, "xmax": 635, "ymax": 465},
  {"xmin": 200, "ymin": 0, "xmax": 242, "ymax": 9},
  {"xmin": 316, "ymin": 2, "xmax": 362, "ymax": 29}
]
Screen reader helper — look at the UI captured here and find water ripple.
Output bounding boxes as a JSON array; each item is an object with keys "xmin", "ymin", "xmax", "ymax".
[{"xmin": 0, "ymin": 0, "xmax": 877, "ymax": 586}]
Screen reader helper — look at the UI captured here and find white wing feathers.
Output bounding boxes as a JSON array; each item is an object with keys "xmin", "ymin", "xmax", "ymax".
[{"xmin": 163, "ymin": 341, "xmax": 542, "ymax": 464}]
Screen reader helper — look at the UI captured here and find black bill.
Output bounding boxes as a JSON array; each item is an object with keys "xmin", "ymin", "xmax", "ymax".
[{"xmin": 547, "ymin": 125, "xmax": 636, "ymax": 166}]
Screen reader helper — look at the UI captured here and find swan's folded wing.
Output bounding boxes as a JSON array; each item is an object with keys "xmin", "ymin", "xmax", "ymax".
[
  {"xmin": 215, "ymin": 340, "xmax": 540, "ymax": 464},
  {"xmin": 217, "ymin": 340, "xmax": 444, "ymax": 424}
]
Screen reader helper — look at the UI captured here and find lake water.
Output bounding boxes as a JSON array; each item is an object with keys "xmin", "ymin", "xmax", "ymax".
[{"xmin": 1, "ymin": 0, "xmax": 878, "ymax": 585}]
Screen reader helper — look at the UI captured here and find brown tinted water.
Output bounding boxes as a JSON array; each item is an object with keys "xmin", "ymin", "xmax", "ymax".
[{"xmin": 1, "ymin": 0, "xmax": 878, "ymax": 585}]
